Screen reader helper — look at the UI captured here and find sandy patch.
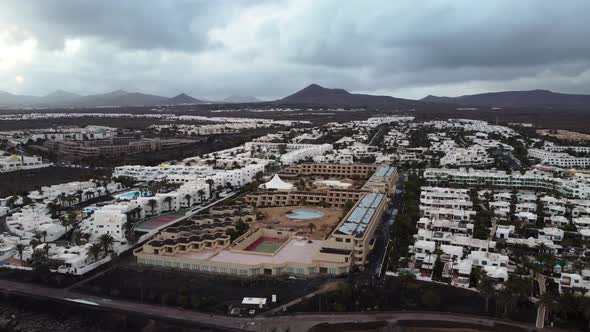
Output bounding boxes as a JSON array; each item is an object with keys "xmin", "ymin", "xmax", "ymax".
[
  {"xmin": 255, "ymin": 206, "xmax": 344, "ymax": 240},
  {"xmin": 537, "ymin": 129, "xmax": 590, "ymax": 141}
]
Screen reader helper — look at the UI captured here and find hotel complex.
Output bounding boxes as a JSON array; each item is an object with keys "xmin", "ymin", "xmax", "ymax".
[{"xmin": 134, "ymin": 165, "xmax": 398, "ymax": 276}]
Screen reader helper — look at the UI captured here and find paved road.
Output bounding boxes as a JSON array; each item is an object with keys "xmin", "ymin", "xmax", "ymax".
[
  {"xmin": 535, "ymin": 274, "xmax": 547, "ymax": 329},
  {"xmin": 0, "ymin": 277, "xmax": 560, "ymax": 332},
  {"xmin": 368, "ymin": 178, "xmax": 404, "ymax": 277}
]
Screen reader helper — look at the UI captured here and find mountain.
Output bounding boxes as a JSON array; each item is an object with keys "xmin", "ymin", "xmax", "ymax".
[
  {"xmin": 223, "ymin": 95, "xmax": 262, "ymax": 103},
  {"xmin": 168, "ymin": 93, "xmax": 204, "ymax": 104},
  {"xmin": 422, "ymin": 89, "xmax": 590, "ymax": 109},
  {"xmin": 279, "ymin": 84, "xmax": 419, "ymax": 108},
  {"xmin": 0, "ymin": 90, "xmax": 39, "ymax": 106},
  {"xmin": 38, "ymin": 90, "xmax": 82, "ymax": 104},
  {"xmin": 61, "ymin": 90, "xmax": 171, "ymax": 107}
]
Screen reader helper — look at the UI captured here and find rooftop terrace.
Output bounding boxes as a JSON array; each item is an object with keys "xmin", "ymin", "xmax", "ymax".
[{"xmin": 336, "ymin": 192, "xmax": 385, "ymax": 236}]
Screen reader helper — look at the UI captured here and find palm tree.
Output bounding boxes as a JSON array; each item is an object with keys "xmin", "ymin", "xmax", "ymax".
[
  {"xmin": 87, "ymin": 243, "xmax": 103, "ymax": 261},
  {"xmin": 98, "ymin": 234, "xmax": 115, "ymax": 256},
  {"xmin": 5, "ymin": 196, "xmax": 16, "ymax": 209},
  {"xmin": 46, "ymin": 202, "xmax": 58, "ymax": 218},
  {"xmin": 29, "ymin": 236, "xmax": 40, "ymax": 249},
  {"xmin": 197, "ymin": 189, "xmax": 205, "ymax": 202},
  {"xmin": 537, "ymin": 291, "xmax": 558, "ymax": 325},
  {"xmin": 123, "ymin": 220, "xmax": 136, "ymax": 242},
  {"xmin": 163, "ymin": 196, "xmax": 173, "ymax": 212},
  {"xmin": 62, "ymin": 210, "xmax": 77, "ymax": 233},
  {"xmin": 40, "ymin": 230, "xmax": 47, "ymax": 243},
  {"xmin": 184, "ymin": 194, "xmax": 192, "ymax": 207},
  {"xmin": 15, "ymin": 243, "xmax": 27, "ymax": 266},
  {"xmin": 496, "ymin": 285, "xmax": 517, "ymax": 317},
  {"xmin": 76, "ymin": 189, "xmax": 84, "ymax": 204},
  {"xmin": 476, "ymin": 268, "xmax": 496, "ymax": 313},
  {"xmin": 148, "ymin": 199, "xmax": 157, "ymax": 215},
  {"xmin": 205, "ymin": 179, "xmax": 215, "ymax": 195},
  {"xmin": 72, "ymin": 230, "xmax": 82, "ymax": 245},
  {"xmin": 30, "ymin": 248, "xmax": 50, "ymax": 275},
  {"xmin": 65, "ymin": 194, "xmax": 76, "ymax": 207},
  {"xmin": 58, "ymin": 192, "xmax": 66, "ymax": 207}
]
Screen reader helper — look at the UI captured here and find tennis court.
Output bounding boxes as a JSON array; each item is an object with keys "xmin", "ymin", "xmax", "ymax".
[
  {"xmin": 135, "ymin": 214, "xmax": 183, "ymax": 232},
  {"xmin": 244, "ymin": 237, "xmax": 287, "ymax": 253}
]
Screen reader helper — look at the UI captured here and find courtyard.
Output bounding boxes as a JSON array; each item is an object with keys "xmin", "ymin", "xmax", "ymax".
[{"xmin": 255, "ymin": 205, "xmax": 344, "ymax": 240}]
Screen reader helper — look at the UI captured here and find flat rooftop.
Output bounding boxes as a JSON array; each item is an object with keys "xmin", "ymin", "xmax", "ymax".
[
  {"xmin": 374, "ymin": 165, "xmax": 396, "ymax": 177},
  {"xmin": 208, "ymin": 238, "xmax": 323, "ymax": 266},
  {"xmin": 336, "ymin": 192, "xmax": 385, "ymax": 236}
]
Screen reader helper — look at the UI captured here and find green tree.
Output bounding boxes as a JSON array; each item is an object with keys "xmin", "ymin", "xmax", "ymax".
[
  {"xmin": 98, "ymin": 234, "xmax": 115, "ymax": 256},
  {"xmin": 163, "ymin": 196, "xmax": 173, "ymax": 211},
  {"xmin": 148, "ymin": 199, "xmax": 158, "ymax": 215},
  {"xmin": 476, "ymin": 269, "xmax": 496, "ymax": 314},
  {"xmin": 88, "ymin": 243, "xmax": 103, "ymax": 261},
  {"xmin": 15, "ymin": 243, "xmax": 27, "ymax": 265}
]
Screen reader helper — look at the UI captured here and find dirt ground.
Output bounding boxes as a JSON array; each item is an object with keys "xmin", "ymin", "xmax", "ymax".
[
  {"xmin": 537, "ymin": 129, "xmax": 590, "ymax": 141},
  {"xmin": 255, "ymin": 206, "xmax": 344, "ymax": 240}
]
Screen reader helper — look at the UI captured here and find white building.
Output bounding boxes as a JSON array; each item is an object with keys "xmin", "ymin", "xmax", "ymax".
[{"xmin": 0, "ymin": 155, "xmax": 51, "ymax": 173}]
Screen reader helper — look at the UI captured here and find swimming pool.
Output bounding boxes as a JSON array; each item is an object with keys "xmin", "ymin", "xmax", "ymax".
[
  {"xmin": 286, "ymin": 209, "xmax": 325, "ymax": 220},
  {"xmin": 115, "ymin": 191, "xmax": 150, "ymax": 200}
]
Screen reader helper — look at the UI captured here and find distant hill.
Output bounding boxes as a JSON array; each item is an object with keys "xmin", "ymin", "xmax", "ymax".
[
  {"xmin": 279, "ymin": 84, "xmax": 420, "ymax": 108},
  {"xmin": 168, "ymin": 93, "xmax": 204, "ymax": 104},
  {"xmin": 39, "ymin": 90, "xmax": 82, "ymax": 104},
  {"xmin": 223, "ymin": 95, "xmax": 262, "ymax": 103},
  {"xmin": 0, "ymin": 90, "xmax": 207, "ymax": 108},
  {"xmin": 57, "ymin": 90, "xmax": 169, "ymax": 107},
  {"xmin": 0, "ymin": 90, "xmax": 39, "ymax": 106},
  {"xmin": 422, "ymin": 89, "xmax": 590, "ymax": 109}
]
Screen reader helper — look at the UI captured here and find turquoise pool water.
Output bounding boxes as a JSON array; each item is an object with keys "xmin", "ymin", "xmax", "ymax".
[
  {"xmin": 115, "ymin": 191, "xmax": 150, "ymax": 200},
  {"xmin": 286, "ymin": 209, "xmax": 325, "ymax": 220}
]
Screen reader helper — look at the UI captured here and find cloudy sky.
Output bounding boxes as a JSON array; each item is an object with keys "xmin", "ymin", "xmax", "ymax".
[{"xmin": 1, "ymin": 0, "xmax": 589, "ymax": 100}]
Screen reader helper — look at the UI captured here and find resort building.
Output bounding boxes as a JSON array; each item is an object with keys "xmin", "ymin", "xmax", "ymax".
[
  {"xmin": 324, "ymin": 192, "xmax": 388, "ymax": 266},
  {"xmin": 135, "ymin": 164, "xmax": 397, "ymax": 276},
  {"xmin": 0, "ymin": 155, "xmax": 51, "ymax": 173},
  {"xmin": 45, "ymin": 138, "xmax": 194, "ymax": 159},
  {"xmin": 424, "ymin": 168, "xmax": 590, "ymax": 199},
  {"xmin": 136, "ymin": 227, "xmax": 352, "ymax": 276},
  {"xmin": 281, "ymin": 163, "xmax": 378, "ymax": 178}
]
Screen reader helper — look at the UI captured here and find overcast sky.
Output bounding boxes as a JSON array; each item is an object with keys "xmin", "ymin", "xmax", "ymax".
[{"xmin": 1, "ymin": 0, "xmax": 590, "ymax": 100}]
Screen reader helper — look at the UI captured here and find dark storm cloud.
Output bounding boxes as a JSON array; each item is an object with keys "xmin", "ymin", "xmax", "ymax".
[
  {"xmin": 2, "ymin": 0, "xmax": 590, "ymax": 99},
  {"xmin": 1, "ymin": 0, "xmax": 232, "ymax": 51},
  {"xmin": 280, "ymin": 1, "xmax": 590, "ymax": 72}
]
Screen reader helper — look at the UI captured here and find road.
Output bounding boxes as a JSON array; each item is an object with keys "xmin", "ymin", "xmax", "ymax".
[
  {"xmin": 368, "ymin": 177, "xmax": 405, "ymax": 277},
  {"xmin": 492, "ymin": 148, "xmax": 522, "ymax": 172},
  {"xmin": 535, "ymin": 274, "xmax": 547, "ymax": 329},
  {"xmin": 368, "ymin": 125, "xmax": 387, "ymax": 146},
  {"xmin": 0, "ymin": 277, "xmax": 561, "ymax": 332}
]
